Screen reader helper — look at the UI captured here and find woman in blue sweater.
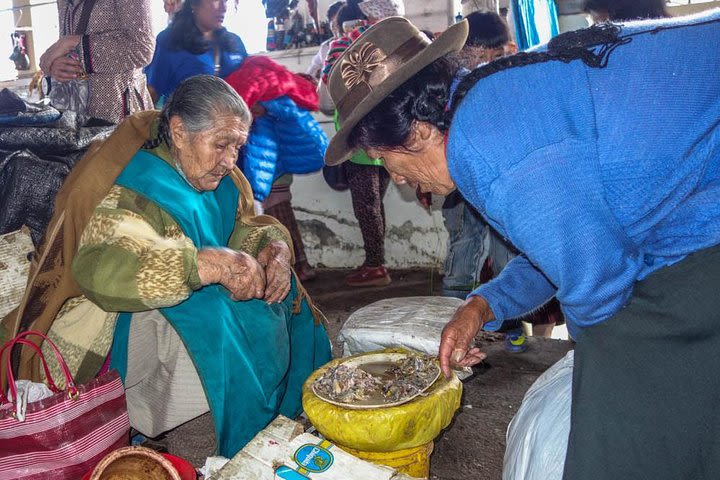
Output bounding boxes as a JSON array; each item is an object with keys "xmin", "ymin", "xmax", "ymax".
[
  {"xmin": 145, "ymin": 0, "xmax": 247, "ymax": 102},
  {"xmin": 324, "ymin": 13, "xmax": 720, "ymax": 479}
]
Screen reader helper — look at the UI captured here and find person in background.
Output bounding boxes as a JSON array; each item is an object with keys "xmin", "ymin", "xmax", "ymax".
[
  {"xmin": 38, "ymin": 0, "xmax": 154, "ymax": 124},
  {"xmin": 322, "ymin": 0, "xmax": 404, "ymax": 287},
  {"xmin": 263, "ymin": 174, "xmax": 318, "ymax": 281},
  {"xmin": 145, "ymin": 0, "xmax": 248, "ymax": 103},
  {"xmin": 326, "ymin": 14, "xmax": 720, "ymax": 479},
  {"xmin": 310, "ymin": 1, "xmax": 345, "ymax": 116},
  {"xmin": 255, "ymin": 1, "xmax": 347, "ymax": 284},
  {"xmin": 321, "ymin": 0, "xmax": 405, "ymax": 83},
  {"xmin": 308, "ymin": 1, "xmax": 344, "ymax": 82},
  {"xmin": 163, "ymin": 0, "xmax": 183, "ymax": 16},
  {"xmin": 458, "ymin": 11, "xmax": 517, "ymax": 68},
  {"xmin": 441, "ymin": 11, "xmax": 515, "ymax": 301},
  {"xmin": 582, "ymin": 0, "xmax": 670, "ymax": 23}
]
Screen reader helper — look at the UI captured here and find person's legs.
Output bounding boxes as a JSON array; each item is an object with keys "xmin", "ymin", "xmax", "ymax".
[
  {"xmin": 526, "ymin": 299, "xmax": 561, "ymax": 338},
  {"xmin": 487, "ymin": 230, "xmax": 516, "ymax": 276},
  {"xmin": 125, "ymin": 310, "xmax": 208, "ymax": 438},
  {"xmin": 442, "ymin": 197, "xmax": 490, "ymax": 299},
  {"xmin": 345, "ymin": 162, "xmax": 391, "ymax": 286},
  {"xmin": 350, "ymin": 163, "xmax": 387, "ymax": 267},
  {"xmin": 485, "ymin": 231, "xmax": 529, "ymax": 351},
  {"xmin": 563, "ymin": 245, "xmax": 720, "ymax": 480},
  {"xmin": 531, "ymin": 322, "xmax": 555, "ymax": 338}
]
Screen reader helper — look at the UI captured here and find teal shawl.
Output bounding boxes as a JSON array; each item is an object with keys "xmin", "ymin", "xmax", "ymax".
[{"xmin": 111, "ymin": 150, "xmax": 331, "ymax": 456}]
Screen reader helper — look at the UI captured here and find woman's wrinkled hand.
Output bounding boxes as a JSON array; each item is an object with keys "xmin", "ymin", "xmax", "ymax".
[
  {"xmin": 197, "ymin": 247, "xmax": 266, "ymax": 301},
  {"xmin": 257, "ymin": 241, "xmax": 292, "ymax": 304},
  {"xmin": 438, "ymin": 295, "xmax": 491, "ymax": 378}
]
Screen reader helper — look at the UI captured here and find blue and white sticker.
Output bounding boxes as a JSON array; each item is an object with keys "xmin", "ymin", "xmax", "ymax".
[{"xmin": 293, "ymin": 441, "xmax": 335, "ymax": 473}]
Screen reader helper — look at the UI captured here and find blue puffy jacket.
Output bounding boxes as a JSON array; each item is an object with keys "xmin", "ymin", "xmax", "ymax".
[{"xmin": 241, "ymin": 96, "xmax": 328, "ymax": 201}]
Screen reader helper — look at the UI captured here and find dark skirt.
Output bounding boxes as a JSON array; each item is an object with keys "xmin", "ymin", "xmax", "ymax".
[{"xmin": 563, "ymin": 244, "xmax": 720, "ymax": 480}]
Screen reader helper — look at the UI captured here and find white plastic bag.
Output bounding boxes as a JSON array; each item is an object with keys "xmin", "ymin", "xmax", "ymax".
[
  {"xmin": 338, "ymin": 296, "xmax": 463, "ymax": 357},
  {"xmin": 9, "ymin": 380, "xmax": 53, "ymax": 422},
  {"xmin": 503, "ymin": 350, "xmax": 574, "ymax": 480}
]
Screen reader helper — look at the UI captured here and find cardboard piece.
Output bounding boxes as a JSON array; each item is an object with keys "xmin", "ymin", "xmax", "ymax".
[{"xmin": 210, "ymin": 416, "xmax": 417, "ymax": 480}]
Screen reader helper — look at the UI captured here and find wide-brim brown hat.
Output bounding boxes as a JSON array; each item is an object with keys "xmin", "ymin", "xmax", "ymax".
[{"xmin": 325, "ymin": 16, "xmax": 468, "ymax": 166}]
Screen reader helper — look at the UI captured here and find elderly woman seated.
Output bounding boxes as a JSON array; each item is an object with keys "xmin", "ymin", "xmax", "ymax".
[{"xmin": 1, "ymin": 75, "xmax": 331, "ymax": 457}]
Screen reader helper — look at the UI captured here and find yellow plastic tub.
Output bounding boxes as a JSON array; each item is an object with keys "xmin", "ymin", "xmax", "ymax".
[
  {"xmin": 340, "ymin": 441, "xmax": 434, "ymax": 479},
  {"xmin": 303, "ymin": 349, "xmax": 462, "ymax": 477}
]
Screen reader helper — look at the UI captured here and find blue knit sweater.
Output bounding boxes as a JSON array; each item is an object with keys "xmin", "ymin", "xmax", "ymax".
[{"xmin": 447, "ymin": 10, "xmax": 720, "ymax": 338}]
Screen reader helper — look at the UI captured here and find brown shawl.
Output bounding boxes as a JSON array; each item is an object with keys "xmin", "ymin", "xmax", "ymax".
[{"xmin": 0, "ymin": 110, "xmax": 291, "ymax": 391}]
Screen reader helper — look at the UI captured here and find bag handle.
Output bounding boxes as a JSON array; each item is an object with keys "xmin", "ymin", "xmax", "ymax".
[
  {"xmin": 75, "ymin": 0, "xmax": 98, "ymax": 36},
  {"xmin": 0, "ymin": 331, "xmax": 77, "ymax": 407},
  {"xmin": 11, "ymin": 331, "xmax": 76, "ymax": 389},
  {"xmin": 0, "ymin": 339, "xmax": 60, "ymax": 404}
]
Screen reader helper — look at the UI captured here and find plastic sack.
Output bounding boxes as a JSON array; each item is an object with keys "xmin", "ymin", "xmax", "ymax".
[
  {"xmin": 503, "ymin": 350, "xmax": 573, "ymax": 480},
  {"xmin": 302, "ymin": 348, "xmax": 462, "ymax": 452},
  {"xmin": 338, "ymin": 297, "xmax": 463, "ymax": 357},
  {"xmin": 10, "ymin": 380, "xmax": 53, "ymax": 421}
]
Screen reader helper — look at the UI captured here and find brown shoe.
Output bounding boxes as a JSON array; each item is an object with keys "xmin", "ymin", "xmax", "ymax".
[{"xmin": 345, "ymin": 265, "xmax": 391, "ymax": 287}]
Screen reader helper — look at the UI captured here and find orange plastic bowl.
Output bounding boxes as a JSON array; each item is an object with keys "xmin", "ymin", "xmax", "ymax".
[{"xmin": 82, "ymin": 447, "xmax": 196, "ymax": 480}]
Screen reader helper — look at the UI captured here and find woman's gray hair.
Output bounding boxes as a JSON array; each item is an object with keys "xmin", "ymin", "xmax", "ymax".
[{"xmin": 152, "ymin": 75, "xmax": 251, "ymax": 147}]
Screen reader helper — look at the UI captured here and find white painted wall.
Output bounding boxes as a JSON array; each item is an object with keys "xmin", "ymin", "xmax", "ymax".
[{"xmin": 292, "ymin": 171, "xmax": 449, "ymax": 269}]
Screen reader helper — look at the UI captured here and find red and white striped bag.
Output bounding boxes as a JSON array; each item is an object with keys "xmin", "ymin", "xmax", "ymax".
[{"xmin": 0, "ymin": 331, "xmax": 129, "ymax": 479}]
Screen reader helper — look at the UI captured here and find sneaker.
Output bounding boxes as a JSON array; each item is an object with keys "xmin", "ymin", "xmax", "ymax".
[
  {"xmin": 345, "ymin": 265, "xmax": 391, "ymax": 287},
  {"xmin": 504, "ymin": 329, "xmax": 528, "ymax": 353},
  {"xmin": 130, "ymin": 432, "xmax": 146, "ymax": 446}
]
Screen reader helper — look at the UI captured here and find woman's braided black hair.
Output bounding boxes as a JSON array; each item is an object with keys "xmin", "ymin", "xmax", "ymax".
[
  {"xmin": 348, "ymin": 16, "xmax": 720, "ymax": 152},
  {"xmin": 141, "ymin": 109, "xmax": 171, "ymax": 150},
  {"xmin": 450, "ymin": 23, "xmax": 628, "ymax": 118}
]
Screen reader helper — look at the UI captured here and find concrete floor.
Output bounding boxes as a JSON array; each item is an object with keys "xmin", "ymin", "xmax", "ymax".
[{"xmin": 164, "ymin": 268, "xmax": 572, "ymax": 479}]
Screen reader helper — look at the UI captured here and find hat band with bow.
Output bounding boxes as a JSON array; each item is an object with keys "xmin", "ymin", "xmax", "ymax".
[{"xmin": 335, "ymin": 35, "xmax": 430, "ymax": 123}]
